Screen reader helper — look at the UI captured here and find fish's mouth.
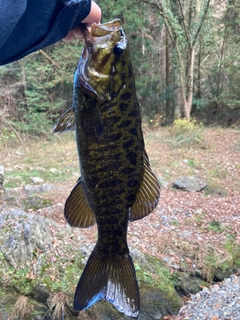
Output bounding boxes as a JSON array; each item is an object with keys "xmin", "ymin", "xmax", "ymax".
[
  {"xmin": 78, "ymin": 19, "xmax": 126, "ymax": 99},
  {"xmin": 83, "ymin": 19, "xmax": 122, "ymax": 56},
  {"xmin": 80, "ymin": 19, "xmax": 123, "ymax": 79},
  {"xmin": 87, "ymin": 19, "xmax": 122, "ymax": 38}
]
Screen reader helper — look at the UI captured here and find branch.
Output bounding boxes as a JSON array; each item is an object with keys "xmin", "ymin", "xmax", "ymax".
[
  {"xmin": 191, "ymin": 0, "xmax": 211, "ymax": 48},
  {"xmin": 177, "ymin": 0, "xmax": 192, "ymax": 51},
  {"xmin": 38, "ymin": 50, "xmax": 72, "ymax": 82},
  {"xmin": 38, "ymin": 50, "xmax": 61, "ymax": 69},
  {"xmin": 141, "ymin": 0, "xmax": 176, "ymax": 44}
]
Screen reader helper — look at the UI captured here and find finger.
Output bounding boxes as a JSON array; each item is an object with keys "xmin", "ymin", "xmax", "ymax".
[
  {"xmin": 63, "ymin": 30, "xmax": 75, "ymax": 42},
  {"xmin": 72, "ymin": 26, "xmax": 84, "ymax": 40},
  {"xmin": 81, "ymin": 1, "xmax": 101, "ymax": 24}
]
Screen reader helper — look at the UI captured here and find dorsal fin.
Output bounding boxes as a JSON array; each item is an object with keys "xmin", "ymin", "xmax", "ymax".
[
  {"xmin": 64, "ymin": 178, "xmax": 96, "ymax": 228},
  {"xmin": 129, "ymin": 150, "xmax": 160, "ymax": 221}
]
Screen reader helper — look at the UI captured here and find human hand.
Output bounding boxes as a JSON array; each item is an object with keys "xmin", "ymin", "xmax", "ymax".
[{"xmin": 63, "ymin": 1, "xmax": 101, "ymax": 42}]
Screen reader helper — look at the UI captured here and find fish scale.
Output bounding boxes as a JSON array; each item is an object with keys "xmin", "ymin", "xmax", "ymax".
[{"xmin": 53, "ymin": 19, "xmax": 160, "ymax": 319}]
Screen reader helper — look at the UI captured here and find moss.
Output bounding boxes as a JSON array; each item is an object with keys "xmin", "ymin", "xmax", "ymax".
[
  {"xmin": 205, "ymin": 183, "xmax": 228, "ymax": 197},
  {"xmin": 22, "ymin": 196, "xmax": 54, "ymax": 211},
  {"xmin": 136, "ymin": 254, "xmax": 182, "ymax": 314}
]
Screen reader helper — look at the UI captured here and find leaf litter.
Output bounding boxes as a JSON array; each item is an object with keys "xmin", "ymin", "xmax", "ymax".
[{"xmin": 1, "ymin": 127, "xmax": 240, "ymax": 319}]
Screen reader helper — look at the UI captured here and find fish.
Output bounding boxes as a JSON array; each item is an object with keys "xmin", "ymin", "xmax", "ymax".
[{"xmin": 53, "ymin": 19, "xmax": 160, "ymax": 318}]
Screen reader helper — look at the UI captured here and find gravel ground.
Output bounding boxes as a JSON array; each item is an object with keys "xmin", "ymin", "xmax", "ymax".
[{"xmin": 177, "ymin": 274, "xmax": 240, "ymax": 320}]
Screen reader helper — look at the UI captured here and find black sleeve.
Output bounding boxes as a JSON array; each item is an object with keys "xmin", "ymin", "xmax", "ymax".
[{"xmin": 0, "ymin": 0, "xmax": 91, "ymax": 65}]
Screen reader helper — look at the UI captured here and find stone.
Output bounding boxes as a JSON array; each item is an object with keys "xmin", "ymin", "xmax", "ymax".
[
  {"xmin": 202, "ymin": 287, "xmax": 211, "ymax": 294},
  {"xmin": 24, "ymin": 184, "xmax": 42, "ymax": 194},
  {"xmin": 32, "ymin": 177, "xmax": 44, "ymax": 184},
  {"xmin": 24, "ymin": 183, "xmax": 55, "ymax": 195},
  {"xmin": 176, "ymin": 274, "xmax": 209, "ymax": 295},
  {"xmin": 41, "ymin": 183, "xmax": 55, "ymax": 193},
  {"xmin": 22, "ymin": 195, "xmax": 54, "ymax": 211},
  {"xmin": 207, "ymin": 184, "xmax": 228, "ymax": 197},
  {"xmin": 211, "ymin": 284, "xmax": 220, "ymax": 293},
  {"xmin": 162, "ymin": 256, "xmax": 174, "ymax": 265},
  {"xmin": 172, "ymin": 176, "xmax": 208, "ymax": 192},
  {"xmin": 0, "ymin": 208, "xmax": 185, "ymax": 320},
  {"xmin": 158, "ymin": 176, "xmax": 169, "ymax": 188},
  {"xmin": 0, "ymin": 209, "xmax": 52, "ymax": 269},
  {"xmin": 14, "ymin": 151, "xmax": 24, "ymax": 156}
]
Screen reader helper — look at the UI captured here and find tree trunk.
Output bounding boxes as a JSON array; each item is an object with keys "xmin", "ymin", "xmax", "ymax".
[
  {"xmin": 165, "ymin": 30, "xmax": 171, "ymax": 122},
  {"xmin": 183, "ymin": 47, "xmax": 195, "ymax": 121}
]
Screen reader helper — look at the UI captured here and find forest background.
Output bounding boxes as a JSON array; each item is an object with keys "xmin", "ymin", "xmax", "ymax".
[{"xmin": 0, "ymin": 0, "xmax": 240, "ymax": 142}]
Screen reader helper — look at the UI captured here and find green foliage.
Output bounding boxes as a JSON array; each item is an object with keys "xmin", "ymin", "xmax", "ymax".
[
  {"xmin": 207, "ymin": 220, "xmax": 225, "ymax": 233},
  {"xmin": 170, "ymin": 119, "xmax": 205, "ymax": 147},
  {"xmin": 100, "ymin": 0, "xmax": 167, "ymax": 119},
  {"xmin": 0, "ymin": 42, "xmax": 83, "ymax": 137},
  {"xmin": 1, "ymin": 0, "xmax": 240, "ymax": 135},
  {"xmin": 22, "ymin": 197, "xmax": 54, "ymax": 211},
  {"xmin": 187, "ymin": 159, "xmax": 196, "ymax": 167},
  {"xmin": 3, "ymin": 267, "xmax": 34, "ymax": 295}
]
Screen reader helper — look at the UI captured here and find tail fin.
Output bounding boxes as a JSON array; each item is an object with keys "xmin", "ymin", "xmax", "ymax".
[{"xmin": 74, "ymin": 249, "xmax": 140, "ymax": 318}]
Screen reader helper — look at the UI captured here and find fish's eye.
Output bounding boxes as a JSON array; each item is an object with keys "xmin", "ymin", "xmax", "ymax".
[{"xmin": 113, "ymin": 44, "xmax": 124, "ymax": 56}]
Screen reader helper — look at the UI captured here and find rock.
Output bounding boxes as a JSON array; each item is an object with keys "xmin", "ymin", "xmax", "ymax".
[
  {"xmin": 162, "ymin": 256, "xmax": 174, "ymax": 266},
  {"xmin": 0, "ymin": 209, "xmax": 52, "ymax": 269},
  {"xmin": 41, "ymin": 183, "xmax": 55, "ymax": 193},
  {"xmin": 14, "ymin": 151, "xmax": 24, "ymax": 156},
  {"xmin": 139, "ymin": 287, "xmax": 182, "ymax": 320},
  {"xmin": 158, "ymin": 176, "xmax": 169, "ymax": 188},
  {"xmin": 32, "ymin": 177, "xmax": 44, "ymax": 184},
  {"xmin": 206, "ymin": 184, "xmax": 228, "ymax": 197},
  {"xmin": 0, "ymin": 210, "xmax": 182, "ymax": 320},
  {"xmin": 175, "ymin": 274, "xmax": 209, "ymax": 295},
  {"xmin": 195, "ymin": 293, "xmax": 201, "ymax": 300},
  {"xmin": 24, "ymin": 184, "xmax": 42, "ymax": 194},
  {"xmin": 172, "ymin": 176, "xmax": 208, "ymax": 192},
  {"xmin": 24, "ymin": 183, "xmax": 55, "ymax": 195},
  {"xmin": 22, "ymin": 196, "xmax": 54, "ymax": 211},
  {"xmin": 31, "ymin": 285, "xmax": 51, "ymax": 303}
]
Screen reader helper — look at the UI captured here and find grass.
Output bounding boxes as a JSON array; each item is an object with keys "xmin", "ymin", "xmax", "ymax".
[
  {"xmin": 2, "ymin": 132, "xmax": 79, "ymax": 188},
  {"xmin": 9, "ymin": 296, "xmax": 33, "ymax": 320},
  {"xmin": 207, "ymin": 220, "xmax": 225, "ymax": 233},
  {"xmin": 164, "ymin": 119, "xmax": 206, "ymax": 149},
  {"xmin": 207, "ymin": 167, "xmax": 228, "ymax": 179},
  {"xmin": 5, "ymin": 167, "xmax": 78, "ymax": 188},
  {"xmin": 187, "ymin": 159, "xmax": 197, "ymax": 167},
  {"xmin": 47, "ymin": 292, "xmax": 68, "ymax": 320},
  {"xmin": 1, "ymin": 124, "xmax": 240, "ymax": 316},
  {"xmin": 194, "ymin": 212, "xmax": 206, "ymax": 224}
]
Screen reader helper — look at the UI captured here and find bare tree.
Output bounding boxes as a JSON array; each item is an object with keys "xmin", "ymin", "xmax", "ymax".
[{"xmin": 142, "ymin": 0, "xmax": 211, "ymax": 120}]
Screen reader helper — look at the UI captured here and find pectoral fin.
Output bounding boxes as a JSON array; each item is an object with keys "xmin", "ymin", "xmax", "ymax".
[
  {"xmin": 129, "ymin": 150, "xmax": 160, "ymax": 221},
  {"xmin": 64, "ymin": 178, "xmax": 96, "ymax": 228},
  {"xmin": 53, "ymin": 107, "xmax": 75, "ymax": 133}
]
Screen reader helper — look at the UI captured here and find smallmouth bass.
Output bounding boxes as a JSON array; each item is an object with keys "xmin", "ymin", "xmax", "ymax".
[{"xmin": 54, "ymin": 19, "xmax": 160, "ymax": 318}]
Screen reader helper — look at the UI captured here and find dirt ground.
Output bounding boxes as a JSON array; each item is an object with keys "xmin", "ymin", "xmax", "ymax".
[{"xmin": 1, "ymin": 126, "xmax": 240, "ymax": 319}]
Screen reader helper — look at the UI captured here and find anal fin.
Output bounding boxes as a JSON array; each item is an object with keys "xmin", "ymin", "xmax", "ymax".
[
  {"xmin": 64, "ymin": 178, "xmax": 96, "ymax": 228},
  {"xmin": 129, "ymin": 150, "xmax": 160, "ymax": 221}
]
